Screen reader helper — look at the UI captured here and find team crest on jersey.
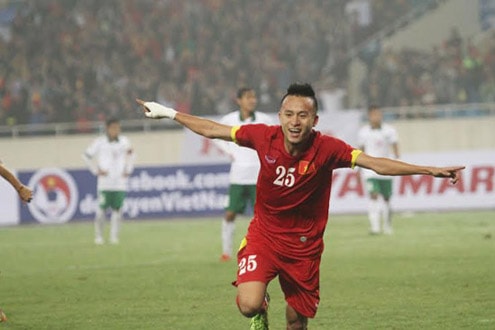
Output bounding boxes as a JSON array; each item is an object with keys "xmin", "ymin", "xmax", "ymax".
[
  {"xmin": 264, "ymin": 155, "xmax": 276, "ymax": 164},
  {"xmin": 27, "ymin": 168, "xmax": 78, "ymax": 224},
  {"xmin": 298, "ymin": 160, "xmax": 316, "ymax": 175}
]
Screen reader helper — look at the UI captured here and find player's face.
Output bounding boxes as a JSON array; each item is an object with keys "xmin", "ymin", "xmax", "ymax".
[
  {"xmin": 368, "ymin": 108, "xmax": 382, "ymax": 128},
  {"xmin": 106, "ymin": 122, "xmax": 121, "ymax": 140},
  {"xmin": 278, "ymin": 95, "xmax": 319, "ymax": 150},
  {"xmin": 237, "ymin": 90, "xmax": 257, "ymax": 113}
]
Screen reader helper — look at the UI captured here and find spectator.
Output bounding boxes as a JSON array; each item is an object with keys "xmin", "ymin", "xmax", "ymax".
[{"xmin": 0, "ymin": 0, "xmax": 490, "ymax": 127}]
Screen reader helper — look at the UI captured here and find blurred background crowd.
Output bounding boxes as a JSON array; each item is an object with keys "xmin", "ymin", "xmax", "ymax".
[
  {"xmin": 0, "ymin": 0, "xmax": 494, "ymax": 128},
  {"xmin": 362, "ymin": 26, "xmax": 495, "ymax": 110}
]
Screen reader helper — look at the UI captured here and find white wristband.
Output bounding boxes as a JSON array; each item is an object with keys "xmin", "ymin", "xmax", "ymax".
[{"xmin": 143, "ymin": 102, "xmax": 177, "ymax": 119}]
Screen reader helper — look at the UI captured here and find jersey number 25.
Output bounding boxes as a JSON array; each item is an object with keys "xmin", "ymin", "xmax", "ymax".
[
  {"xmin": 239, "ymin": 255, "xmax": 258, "ymax": 275},
  {"xmin": 273, "ymin": 166, "xmax": 296, "ymax": 187}
]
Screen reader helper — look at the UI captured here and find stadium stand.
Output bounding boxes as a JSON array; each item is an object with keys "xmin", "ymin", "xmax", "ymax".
[{"xmin": 0, "ymin": 0, "xmax": 492, "ymax": 132}]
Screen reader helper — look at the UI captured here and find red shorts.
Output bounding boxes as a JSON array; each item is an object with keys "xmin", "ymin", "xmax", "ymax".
[{"xmin": 235, "ymin": 236, "xmax": 321, "ymax": 318}]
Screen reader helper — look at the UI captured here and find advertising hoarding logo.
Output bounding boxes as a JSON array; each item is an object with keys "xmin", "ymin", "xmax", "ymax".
[{"xmin": 27, "ymin": 168, "xmax": 78, "ymax": 224}]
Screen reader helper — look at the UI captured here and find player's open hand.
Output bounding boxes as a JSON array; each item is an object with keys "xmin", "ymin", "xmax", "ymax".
[
  {"xmin": 17, "ymin": 185, "xmax": 33, "ymax": 203},
  {"xmin": 136, "ymin": 99, "xmax": 177, "ymax": 119},
  {"xmin": 431, "ymin": 166, "xmax": 465, "ymax": 184}
]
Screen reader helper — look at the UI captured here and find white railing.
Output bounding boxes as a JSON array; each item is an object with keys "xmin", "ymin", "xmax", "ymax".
[
  {"xmin": 0, "ymin": 118, "xmax": 179, "ymax": 138},
  {"xmin": 380, "ymin": 103, "xmax": 495, "ymax": 121},
  {"xmin": 0, "ymin": 103, "xmax": 494, "ymax": 138}
]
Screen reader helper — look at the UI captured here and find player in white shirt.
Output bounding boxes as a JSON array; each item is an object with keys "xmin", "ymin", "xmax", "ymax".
[
  {"xmin": 83, "ymin": 118, "xmax": 135, "ymax": 244},
  {"xmin": 215, "ymin": 87, "xmax": 273, "ymax": 261},
  {"xmin": 358, "ymin": 105, "xmax": 400, "ymax": 234}
]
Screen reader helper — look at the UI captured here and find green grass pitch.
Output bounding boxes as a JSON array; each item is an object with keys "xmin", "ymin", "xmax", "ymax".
[{"xmin": 0, "ymin": 211, "xmax": 494, "ymax": 329}]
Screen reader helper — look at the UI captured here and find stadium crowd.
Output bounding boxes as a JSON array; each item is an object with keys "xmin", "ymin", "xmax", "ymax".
[
  {"xmin": 361, "ymin": 27, "xmax": 495, "ymax": 111},
  {"xmin": 0, "ymin": 0, "xmax": 490, "ymax": 128}
]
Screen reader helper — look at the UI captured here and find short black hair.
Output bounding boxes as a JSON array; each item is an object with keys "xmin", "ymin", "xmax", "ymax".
[
  {"xmin": 237, "ymin": 87, "xmax": 254, "ymax": 99},
  {"xmin": 280, "ymin": 83, "xmax": 319, "ymax": 112},
  {"xmin": 106, "ymin": 118, "xmax": 120, "ymax": 127}
]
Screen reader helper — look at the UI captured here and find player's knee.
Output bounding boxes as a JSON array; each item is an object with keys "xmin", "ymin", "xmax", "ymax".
[
  {"xmin": 286, "ymin": 305, "xmax": 308, "ymax": 330},
  {"xmin": 225, "ymin": 211, "xmax": 236, "ymax": 222},
  {"xmin": 236, "ymin": 295, "xmax": 263, "ymax": 317}
]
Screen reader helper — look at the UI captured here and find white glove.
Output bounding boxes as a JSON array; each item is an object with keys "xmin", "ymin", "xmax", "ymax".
[{"xmin": 143, "ymin": 102, "xmax": 177, "ymax": 119}]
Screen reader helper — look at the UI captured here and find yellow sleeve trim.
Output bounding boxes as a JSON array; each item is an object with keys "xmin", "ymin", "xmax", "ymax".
[
  {"xmin": 351, "ymin": 149, "xmax": 362, "ymax": 169},
  {"xmin": 238, "ymin": 237, "xmax": 247, "ymax": 251},
  {"xmin": 231, "ymin": 126, "xmax": 241, "ymax": 143}
]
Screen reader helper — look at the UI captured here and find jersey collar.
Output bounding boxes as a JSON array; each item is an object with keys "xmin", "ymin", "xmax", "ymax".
[
  {"xmin": 239, "ymin": 111, "xmax": 256, "ymax": 122},
  {"xmin": 107, "ymin": 135, "xmax": 120, "ymax": 142}
]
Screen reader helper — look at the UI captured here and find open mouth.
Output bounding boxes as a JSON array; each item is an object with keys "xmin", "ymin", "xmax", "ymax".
[{"xmin": 288, "ymin": 128, "xmax": 301, "ymax": 138}]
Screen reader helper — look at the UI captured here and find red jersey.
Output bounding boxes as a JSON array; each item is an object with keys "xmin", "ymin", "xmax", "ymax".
[{"xmin": 234, "ymin": 124, "xmax": 359, "ymax": 259}]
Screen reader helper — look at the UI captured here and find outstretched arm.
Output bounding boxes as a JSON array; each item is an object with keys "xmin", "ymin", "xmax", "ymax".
[
  {"xmin": 355, "ymin": 152, "xmax": 465, "ymax": 184},
  {"xmin": 136, "ymin": 99, "xmax": 233, "ymax": 141},
  {"xmin": 0, "ymin": 162, "xmax": 33, "ymax": 203}
]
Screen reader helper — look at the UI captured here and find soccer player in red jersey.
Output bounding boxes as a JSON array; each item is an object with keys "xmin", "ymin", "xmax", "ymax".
[{"xmin": 137, "ymin": 83, "xmax": 464, "ymax": 330}]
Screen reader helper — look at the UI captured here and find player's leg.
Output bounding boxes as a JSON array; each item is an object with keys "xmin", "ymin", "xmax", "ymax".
[
  {"xmin": 0, "ymin": 307, "xmax": 7, "ymax": 322},
  {"xmin": 366, "ymin": 179, "xmax": 381, "ymax": 234},
  {"xmin": 95, "ymin": 191, "xmax": 108, "ymax": 244},
  {"xmin": 286, "ymin": 305, "xmax": 308, "ymax": 330},
  {"xmin": 221, "ymin": 185, "xmax": 245, "ymax": 261},
  {"xmin": 279, "ymin": 256, "xmax": 320, "ymax": 330},
  {"xmin": 221, "ymin": 210, "xmax": 236, "ymax": 261},
  {"xmin": 235, "ymin": 237, "xmax": 276, "ymax": 329},
  {"xmin": 110, "ymin": 209, "xmax": 121, "ymax": 244},
  {"xmin": 379, "ymin": 180, "xmax": 393, "ymax": 234},
  {"xmin": 237, "ymin": 281, "xmax": 267, "ymax": 317},
  {"xmin": 109, "ymin": 191, "xmax": 126, "ymax": 244}
]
